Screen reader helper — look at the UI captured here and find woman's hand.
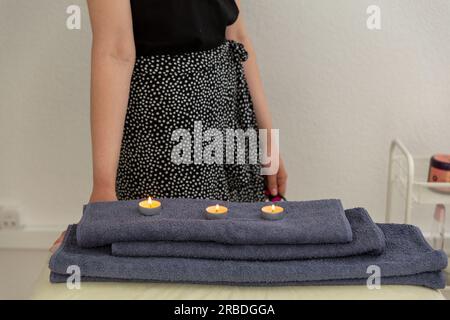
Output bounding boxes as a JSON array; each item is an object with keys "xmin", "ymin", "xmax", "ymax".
[
  {"xmin": 265, "ymin": 157, "xmax": 288, "ymax": 197},
  {"xmin": 88, "ymin": 186, "xmax": 118, "ymax": 203},
  {"xmin": 49, "ymin": 231, "xmax": 66, "ymax": 253},
  {"xmin": 49, "ymin": 187, "xmax": 118, "ymax": 253}
]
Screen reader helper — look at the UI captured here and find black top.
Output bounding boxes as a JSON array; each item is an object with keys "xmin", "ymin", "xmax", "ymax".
[{"xmin": 130, "ymin": 0, "xmax": 239, "ymax": 55}]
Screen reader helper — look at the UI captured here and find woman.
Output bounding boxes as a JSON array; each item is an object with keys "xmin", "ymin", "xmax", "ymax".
[{"xmin": 51, "ymin": 0, "xmax": 287, "ymax": 250}]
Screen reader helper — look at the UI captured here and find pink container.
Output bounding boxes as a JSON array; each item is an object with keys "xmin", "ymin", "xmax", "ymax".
[{"xmin": 428, "ymin": 154, "xmax": 450, "ymax": 193}]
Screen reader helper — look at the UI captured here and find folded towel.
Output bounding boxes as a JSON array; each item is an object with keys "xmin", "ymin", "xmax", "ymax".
[
  {"xmin": 49, "ymin": 270, "xmax": 446, "ymax": 289},
  {"xmin": 111, "ymin": 208, "xmax": 385, "ymax": 260},
  {"xmin": 50, "ymin": 224, "xmax": 448, "ymax": 289},
  {"xmin": 77, "ymin": 198, "xmax": 352, "ymax": 247}
]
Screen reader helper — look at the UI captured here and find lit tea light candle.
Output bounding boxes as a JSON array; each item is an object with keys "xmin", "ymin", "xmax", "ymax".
[
  {"xmin": 205, "ymin": 204, "xmax": 228, "ymax": 220},
  {"xmin": 261, "ymin": 204, "xmax": 285, "ymax": 220},
  {"xmin": 138, "ymin": 197, "xmax": 162, "ymax": 216}
]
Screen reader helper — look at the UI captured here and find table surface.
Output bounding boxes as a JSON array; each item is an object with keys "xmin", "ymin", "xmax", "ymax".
[{"xmin": 31, "ymin": 268, "xmax": 444, "ymax": 300}]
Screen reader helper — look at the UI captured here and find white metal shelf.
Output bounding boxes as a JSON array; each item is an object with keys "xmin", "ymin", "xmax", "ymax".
[{"xmin": 385, "ymin": 139, "xmax": 450, "ymax": 224}]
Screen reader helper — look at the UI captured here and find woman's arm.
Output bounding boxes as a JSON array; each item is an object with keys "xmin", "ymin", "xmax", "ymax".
[
  {"xmin": 226, "ymin": 0, "xmax": 288, "ymax": 196},
  {"xmin": 51, "ymin": 0, "xmax": 135, "ymax": 252},
  {"xmin": 87, "ymin": 0, "xmax": 136, "ymax": 202}
]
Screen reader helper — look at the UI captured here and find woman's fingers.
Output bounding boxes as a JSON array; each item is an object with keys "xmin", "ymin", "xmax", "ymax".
[
  {"xmin": 277, "ymin": 158, "xmax": 288, "ymax": 196},
  {"xmin": 49, "ymin": 231, "xmax": 66, "ymax": 253},
  {"xmin": 266, "ymin": 174, "xmax": 278, "ymax": 196},
  {"xmin": 278, "ymin": 171, "xmax": 288, "ymax": 196},
  {"xmin": 265, "ymin": 157, "xmax": 288, "ymax": 197}
]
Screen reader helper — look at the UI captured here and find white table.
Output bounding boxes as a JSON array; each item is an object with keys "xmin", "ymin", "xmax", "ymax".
[{"xmin": 31, "ymin": 268, "xmax": 444, "ymax": 300}]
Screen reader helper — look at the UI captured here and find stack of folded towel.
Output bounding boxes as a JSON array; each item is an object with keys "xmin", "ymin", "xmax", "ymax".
[{"xmin": 49, "ymin": 199, "xmax": 448, "ymax": 289}]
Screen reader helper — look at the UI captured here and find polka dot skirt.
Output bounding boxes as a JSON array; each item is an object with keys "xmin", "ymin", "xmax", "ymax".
[{"xmin": 116, "ymin": 41, "xmax": 266, "ymax": 202}]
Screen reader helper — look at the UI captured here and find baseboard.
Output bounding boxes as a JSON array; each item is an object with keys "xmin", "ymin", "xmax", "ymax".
[{"xmin": 0, "ymin": 226, "xmax": 63, "ymax": 250}]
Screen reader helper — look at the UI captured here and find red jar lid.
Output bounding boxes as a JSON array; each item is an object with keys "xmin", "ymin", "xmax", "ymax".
[{"xmin": 430, "ymin": 154, "xmax": 450, "ymax": 171}]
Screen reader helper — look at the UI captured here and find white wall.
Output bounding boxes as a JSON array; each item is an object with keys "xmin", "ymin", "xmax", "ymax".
[
  {"xmin": 0, "ymin": 0, "xmax": 92, "ymax": 227},
  {"xmin": 1, "ymin": 0, "xmax": 449, "ymax": 231}
]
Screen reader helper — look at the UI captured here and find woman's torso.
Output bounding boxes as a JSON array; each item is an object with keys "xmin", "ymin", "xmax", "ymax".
[{"xmin": 130, "ymin": 0, "xmax": 239, "ymax": 55}]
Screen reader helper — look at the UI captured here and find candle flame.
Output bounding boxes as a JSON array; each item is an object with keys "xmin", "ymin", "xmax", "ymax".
[
  {"xmin": 147, "ymin": 197, "xmax": 153, "ymax": 205},
  {"xmin": 215, "ymin": 204, "xmax": 220, "ymax": 212},
  {"xmin": 271, "ymin": 204, "xmax": 275, "ymax": 212}
]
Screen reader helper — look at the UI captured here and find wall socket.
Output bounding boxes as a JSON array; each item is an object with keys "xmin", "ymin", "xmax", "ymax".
[{"xmin": 0, "ymin": 207, "xmax": 22, "ymax": 230}]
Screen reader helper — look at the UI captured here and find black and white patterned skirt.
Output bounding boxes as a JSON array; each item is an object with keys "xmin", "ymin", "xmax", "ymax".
[{"xmin": 116, "ymin": 41, "xmax": 266, "ymax": 202}]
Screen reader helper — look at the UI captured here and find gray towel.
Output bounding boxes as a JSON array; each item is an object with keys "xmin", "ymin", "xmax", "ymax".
[
  {"xmin": 49, "ymin": 271, "xmax": 446, "ymax": 289},
  {"xmin": 111, "ymin": 208, "xmax": 385, "ymax": 260},
  {"xmin": 49, "ymin": 224, "xmax": 448, "ymax": 289},
  {"xmin": 77, "ymin": 198, "xmax": 352, "ymax": 247}
]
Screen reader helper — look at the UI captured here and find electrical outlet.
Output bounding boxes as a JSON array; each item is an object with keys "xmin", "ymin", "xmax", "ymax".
[{"xmin": 0, "ymin": 210, "xmax": 21, "ymax": 230}]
